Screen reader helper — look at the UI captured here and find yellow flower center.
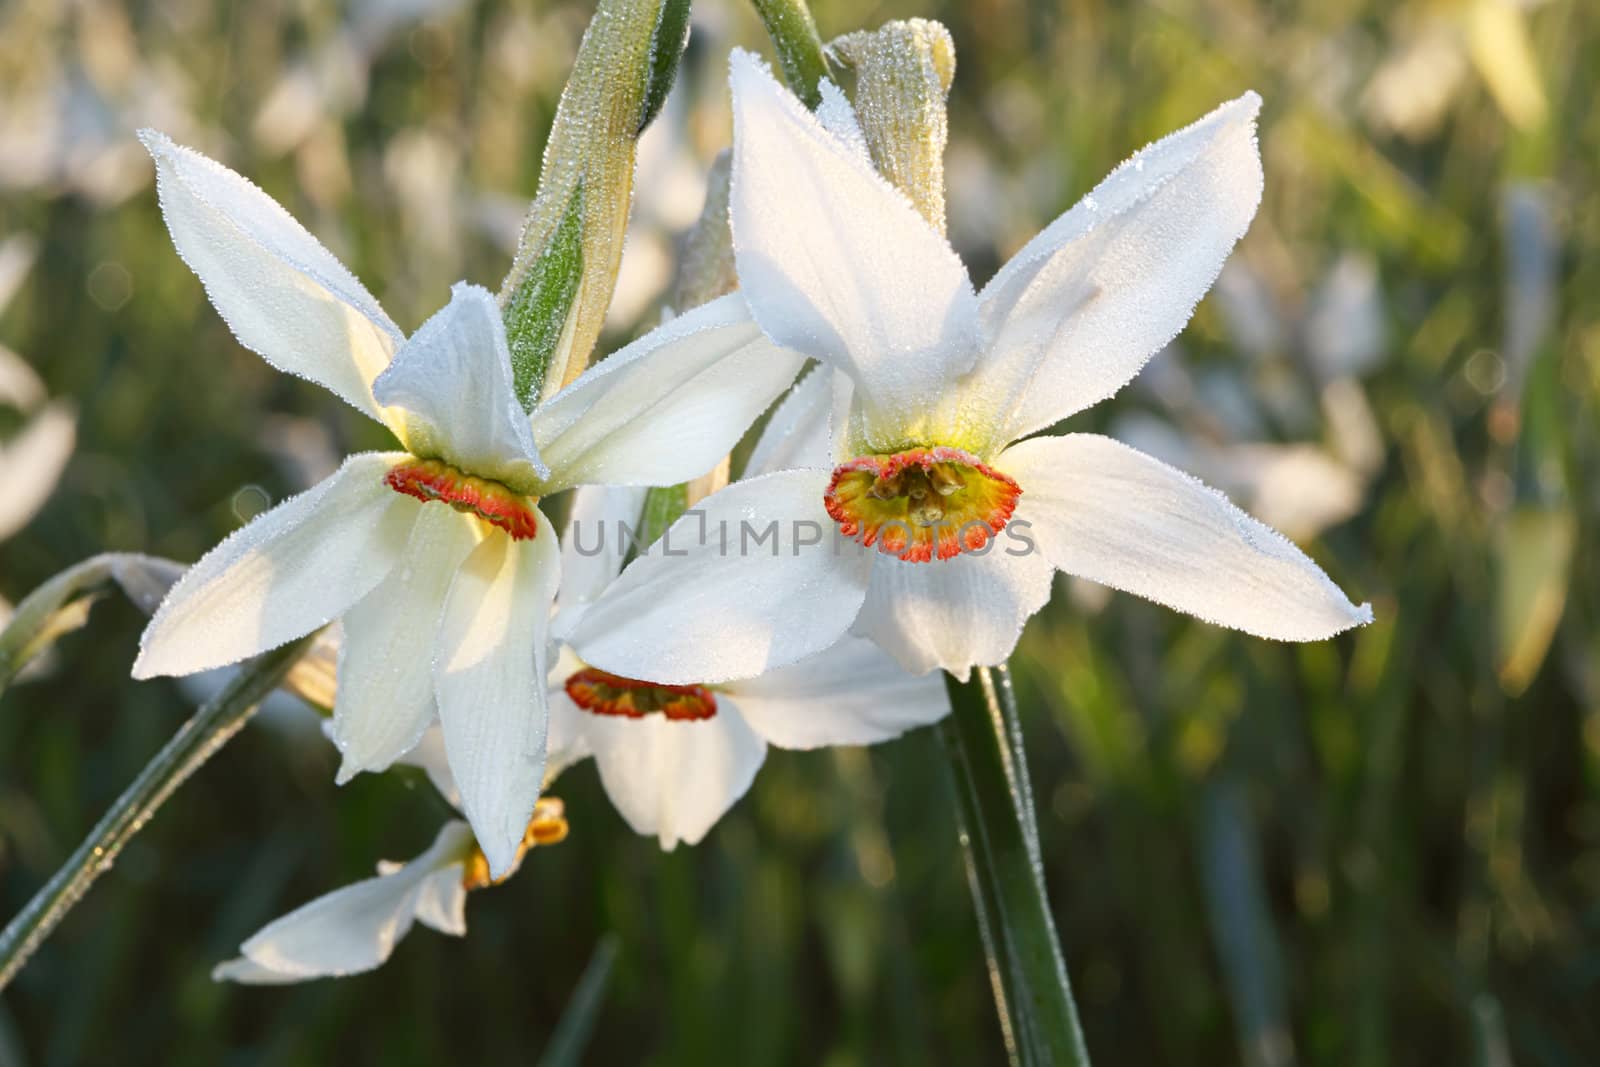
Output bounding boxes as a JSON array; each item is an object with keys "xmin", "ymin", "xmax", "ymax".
[
  {"xmin": 824, "ymin": 446, "xmax": 1021, "ymax": 562},
  {"xmin": 385, "ymin": 457, "xmax": 541, "ymax": 540},
  {"xmin": 461, "ymin": 797, "xmax": 569, "ymax": 890}
]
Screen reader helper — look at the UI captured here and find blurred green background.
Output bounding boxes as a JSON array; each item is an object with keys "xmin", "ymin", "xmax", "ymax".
[{"xmin": 2, "ymin": 0, "xmax": 1597, "ymax": 1063}]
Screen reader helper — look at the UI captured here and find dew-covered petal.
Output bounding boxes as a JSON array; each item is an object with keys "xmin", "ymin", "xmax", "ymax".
[
  {"xmin": 140, "ymin": 130, "xmax": 402, "ymax": 422},
  {"xmin": 971, "ymin": 93, "xmax": 1264, "ymax": 444},
  {"xmin": 565, "ymin": 470, "xmax": 873, "ymax": 685},
  {"xmin": 434, "ymin": 519, "xmax": 560, "ymax": 878},
  {"xmin": 529, "ymin": 293, "xmax": 802, "ymax": 492},
  {"xmin": 1000, "ymin": 433, "xmax": 1373, "ymax": 640},
  {"xmin": 743, "ymin": 364, "xmax": 836, "ymax": 478},
  {"xmin": 558, "ymin": 484, "xmax": 649, "ymax": 610},
  {"xmin": 583, "ymin": 702, "xmax": 766, "ymax": 850},
  {"xmin": 728, "ymin": 633, "xmax": 949, "ymax": 748},
  {"xmin": 134, "ymin": 453, "xmax": 419, "ymax": 679},
  {"xmin": 728, "ymin": 50, "xmax": 979, "ymax": 429},
  {"xmin": 851, "ymin": 532, "xmax": 1055, "ymax": 681},
  {"xmin": 212, "ymin": 821, "xmax": 472, "ymax": 984},
  {"xmin": 332, "ymin": 506, "xmax": 480, "ymax": 782},
  {"xmin": 395, "ymin": 724, "xmax": 460, "ymax": 809},
  {"xmin": 371, "ymin": 283, "xmax": 547, "ymax": 492}
]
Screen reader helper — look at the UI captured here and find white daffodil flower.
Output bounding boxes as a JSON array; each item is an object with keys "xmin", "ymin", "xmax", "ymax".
[
  {"xmin": 547, "ymin": 458, "xmax": 949, "ymax": 851},
  {"xmin": 212, "ymin": 798, "xmax": 568, "ymax": 985},
  {"xmin": 130, "ymin": 132, "xmax": 802, "ymax": 876},
  {"xmin": 212, "ymin": 821, "xmax": 475, "ymax": 984},
  {"xmin": 566, "ymin": 52, "xmax": 1372, "ymax": 684}
]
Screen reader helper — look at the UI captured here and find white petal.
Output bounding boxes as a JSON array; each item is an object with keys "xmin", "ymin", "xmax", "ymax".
[
  {"xmin": 395, "ymin": 724, "xmax": 460, "ymax": 809},
  {"xmin": 972, "ymin": 93, "xmax": 1264, "ymax": 443},
  {"xmin": 851, "ymin": 535, "xmax": 1055, "ymax": 681},
  {"xmin": 140, "ymin": 130, "xmax": 401, "ymax": 421},
  {"xmin": 411, "ymin": 863, "xmax": 469, "ymax": 936},
  {"xmin": 333, "ymin": 505, "xmax": 480, "ymax": 781},
  {"xmin": 0, "ymin": 401, "xmax": 74, "ymax": 540},
  {"xmin": 558, "ymin": 484, "xmax": 649, "ymax": 610},
  {"xmin": 728, "ymin": 50, "xmax": 979, "ymax": 431},
  {"xmin": 134, "ymin": 453, "xmax": 419, "ymax": 678},
  {"xmin": 217, "ymin": 821, "xmax": 472, "ymax": 983},
  {"xmin": 544, "ymin": 686, "xmax": 596, "ymax": 782},
  {"xmin": 434, "ymin": 519, "xmax": 560, "ymax": 878},
  {"xmin": 530, "ymin": 293, "xmax": 802, "ymax": 492},
  {"xmin": 584, "ymin": 702, "xmax": 765, "ymax": 850},
  {"xmin": 743, "ymin": 364, "xmax": 835, "ymax": 478},
  {"xmin": 728, "ymin": 634, "xmax": 949, "ymax": 748},
  {"xmin": 564, "ymin": 470, "xmax": 873, "ymax": 685},
  {"xmin": 815, "ymin": 79, "xmax": 872, "ymax": 165},
  {"xmin": 371, "ymin": 283, "xmax": 547, "ymax": 491},
  {"xmin": 1000, "ymin": 433, "xmax": 1372, "ymax": 639}
]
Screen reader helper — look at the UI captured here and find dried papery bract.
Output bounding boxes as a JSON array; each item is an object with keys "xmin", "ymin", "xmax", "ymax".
[
  {"xmin": 498, "ymin": 0, "xmax": 692, "ymax": 408},
  {"xmin": 831, "ymin": 19, "xmax": 956, "ymax": 233}
]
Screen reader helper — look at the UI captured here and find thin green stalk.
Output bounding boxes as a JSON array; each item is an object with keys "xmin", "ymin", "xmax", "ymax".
[
  {"xmin": 749, "ymin": 0, "xmax": 831, "ymax": 109},
  {"xmin": 939, "ymin": 666, "xmax": 1091, "ymax": 1067},
  {"xmin": 0, "ymin": 635, "xmax": 315, "ymax": 991}
]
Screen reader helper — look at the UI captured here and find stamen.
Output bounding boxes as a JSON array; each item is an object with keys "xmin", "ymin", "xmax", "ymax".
[
  {"xmin": 461, "ymin": 797, "xmax": 570, "ymax": 890},
  {"xmin": 385, "ymin": 457, "xmax": 540, "ymax": 540},
  {"xmin": 824, "ymin": 446, "xmax": 1021, "ymax": 563},
  {"xmin": 564, "ymin": 668, "xmax": 717, "ymax": 721}
]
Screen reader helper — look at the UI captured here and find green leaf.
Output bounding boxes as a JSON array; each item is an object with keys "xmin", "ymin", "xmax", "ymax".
[
  {"xmin": 0, "ymin": 635, "xmax": 316, "ymax": 991},
  {"xmin": 0, "ymin": 553, "xmax": 183, "ymax": 695},
  {"xmin": 939, "ymin": 667, "xmax": 1092, "ymax": 1067}
]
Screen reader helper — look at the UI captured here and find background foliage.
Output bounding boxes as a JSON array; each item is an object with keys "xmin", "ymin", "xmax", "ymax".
[{"xmin": 1, "ymin": 0, "xmax": 1597, "ymax": 1063}]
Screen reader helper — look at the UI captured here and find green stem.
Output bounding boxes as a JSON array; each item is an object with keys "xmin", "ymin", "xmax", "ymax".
[
  {"xmin": 749, "ymin": 0, "xmax": 831, "ymax": 109},
  {"xmin": 0, "ymin": 635, "xmax": 314, "ymax": 991},
  {"xmin": 939, "ymin": 666, "xmax": 1091, "ymax": 1067}
]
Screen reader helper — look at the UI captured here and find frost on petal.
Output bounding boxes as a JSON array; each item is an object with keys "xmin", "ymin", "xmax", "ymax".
[
  {"xmin": 371, "ymin": 283, "xmax": 548, "ymax": 493},
  {"xmin": 134, "ymin": 453, "xmax": 420, "ymax": 679},
  {"xmin": 583, "ymin": 704, "xmax": 765, "ymax": 850},
  {"xmin": 559, "ymin": 484, "xmax": 649, "ymax": 610},
  {"xmin": 850, "ymin": 533, "xmax": 1055, "ymax": 681},
  {"xmin": 1001, "ymin": 433, "xmax": 1372, "ymax": 640},
  {"xmin": 213, "ymin": 821, "xmax": 473, "ymax": 984},
  {"xmin": 728, "ymin": 633, "xmax": 949, "ymax": 749},
  {"xmin": 529, "ymin": 293, "xmax": 802, "ymax": 492},
  {"xmin": 140, "ymin": 130, "xmax": 402, "ymax": 421},
  {"xmin": 743, "ymin": 365, "xmax": 836, "ymax": 478},
  {"xmin": 815, "ymin": 79, "xmax": 871, "ymax": 166},
  {"xmin": 435, "ymin": 519, "xmax": 560, "ymax": 878},
  {"xmin": 970, "ymin": 93, "xmax": 1264, "ymax": 444},
  {"xmin": 566, "ymin": 470, "xmax": 874, "ymax": 686},
  {"xmin": 728, "ymin": 50, "xmax": 979, "ymax": 436},
  {"xmin": 333, "ymin": 506, "xmax": 480, "ymax": 782},
  {"xmin": 395, "ymin": 724, "xmax": 460, "ymax": 809}
]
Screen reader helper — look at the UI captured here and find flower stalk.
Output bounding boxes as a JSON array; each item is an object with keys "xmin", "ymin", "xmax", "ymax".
[
  {"xmin": 499, "ymin": 0, "xmax": 693, "ymax": 407},
  {"xmin": 939, "ymin": 666, "xmax": 1091, "ymax": 1067},
  {"xmin": 0, "ymin": 634, "xmax": 316, "ymax": 992},
  {"xmin": 749, "ymin": 0, "xmax": 831, "ymax": 109}
]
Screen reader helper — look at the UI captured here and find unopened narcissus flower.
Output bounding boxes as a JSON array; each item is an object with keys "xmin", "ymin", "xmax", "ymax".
[
  {"xmin": 130, "ymin": 132, "xmax": 801, "ymax": 876},
  {"xmin": 546, "ymin": 464, "xmax": 949, "ymax": 850},
  {"xmin": 567, "ymin": 52, "xmax": 1372, "ymax": 684}
]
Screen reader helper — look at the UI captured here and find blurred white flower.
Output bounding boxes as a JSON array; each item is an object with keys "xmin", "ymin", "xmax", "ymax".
[
  {"xmin": 567, "ymin": 53, "xmax": 1371, "ymax": 685},
  {"xmin": 130, "ymin": 132, "xmax": 802, "ymax": 876}
]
